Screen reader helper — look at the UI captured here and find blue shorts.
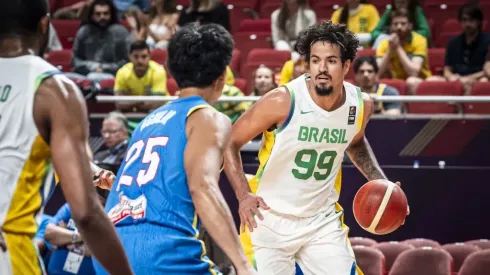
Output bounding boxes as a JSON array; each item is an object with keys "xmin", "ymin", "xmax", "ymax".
[{"xmin": 93, "ymin": 223, "xmax": 221, "ymax": 274}]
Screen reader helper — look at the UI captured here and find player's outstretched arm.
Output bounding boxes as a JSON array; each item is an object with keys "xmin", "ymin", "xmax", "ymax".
[
  {"xmin": 223, "ymin": 88, "xmax": 289, "ymax": 231},
  {"xmin": 346, "ymin": 93, "xmax": 387, "ymax": 181},
  {"xmin": 185, "ymin": 108, "xmax": 254, "ymax": 273},
  {"xmin": 34, "ymin": 75, "xmax": 133, "ymax": 275}
]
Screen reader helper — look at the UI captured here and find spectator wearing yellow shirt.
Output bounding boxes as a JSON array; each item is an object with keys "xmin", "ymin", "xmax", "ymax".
[
  {"xmin": 376, "ymin": 9, "xmax": 438, "ymax": 95},
  {"xmin": 279, "ymin": 54, "xmax": 307, "ymax": 85},
  {"xmin": 331, "ymin": 0, "xmax": 379, "ymax": 46},
  {"xmin": 212, "ymin": 85, "xmax": 250, "ymax": 123},
  {"xmin": 114, "ymin": 40, "xmax": 168, "ymax": 112},
  {"xmin": 226, "ymin": 66, "xmax": 235, "ymax": 85}
]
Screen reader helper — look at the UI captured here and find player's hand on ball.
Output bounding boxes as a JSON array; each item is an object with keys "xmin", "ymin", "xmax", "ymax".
[
  {"xmin": 238, "ymin": 193, "xmax": 270, "ymax": 233},
  {"xmin": 93, "ymin": 169, "xmax": 115, "ymax": 190},
  {"xmin": 395, "ymin": 181, "xmax": 410, "ymax": 224}
]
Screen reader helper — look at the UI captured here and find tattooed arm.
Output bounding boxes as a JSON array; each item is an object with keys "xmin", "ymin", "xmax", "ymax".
[{"xmin": 346, "ymin": 93, "xmax": 387, "ymax": 181}]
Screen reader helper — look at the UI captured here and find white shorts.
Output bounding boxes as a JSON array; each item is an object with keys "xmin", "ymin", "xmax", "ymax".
[{"xmin": 250, "ymin": 208, "xmax": 363, "ymax": 275}]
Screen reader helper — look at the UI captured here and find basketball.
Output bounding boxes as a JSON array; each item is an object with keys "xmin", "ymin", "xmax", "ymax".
[{"xmin": 353, "ymin": 180, "xmax": 408, "ymax": 235}]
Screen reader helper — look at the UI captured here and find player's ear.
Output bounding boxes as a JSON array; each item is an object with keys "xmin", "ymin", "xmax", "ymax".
[
  {"xmin": 343, "ymin": 59, "xmax": 351, "ymax": 77},
  {"xmin": 39, "ymin": 15, "xmax": 50, "ymax": 35}
]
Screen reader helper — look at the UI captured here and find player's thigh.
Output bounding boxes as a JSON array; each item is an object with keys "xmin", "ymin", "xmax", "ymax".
[
  {"xmin": 254, "ymin": 246, "xmax": 296, "ymax": 275},
  {"xmin": 296, "ymin": 243, "xmax": 361, "ymax": 275}
]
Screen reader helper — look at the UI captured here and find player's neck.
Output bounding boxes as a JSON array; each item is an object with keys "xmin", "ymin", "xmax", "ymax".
[
  {"xmin": 0, "ymin": 38, "xmax": 33, "ymax": 57},
  {"xmin": 179, "ymin": 87, "xmax": 214, "ymax": 103},
  {"xmin": 308, "ymin": 82, "xmax": 346, "ymax": 112}
]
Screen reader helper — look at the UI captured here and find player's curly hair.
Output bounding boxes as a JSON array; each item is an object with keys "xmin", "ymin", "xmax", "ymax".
[
  {"xmin": 295, "ymin": 21, "xmax": 359, "ymax": 64},
  {"xmin": 167, "ymin": 23, "xmax": 233, "ymax": 89}
]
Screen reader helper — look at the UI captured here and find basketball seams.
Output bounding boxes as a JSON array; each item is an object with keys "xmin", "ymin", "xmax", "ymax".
[{"xmin": 366, "ymin": 183, "xmax": 395, "ymax": 234}]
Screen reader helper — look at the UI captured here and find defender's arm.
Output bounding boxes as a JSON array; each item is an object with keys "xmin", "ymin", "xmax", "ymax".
[{"xmin": 185, "ymin": 108, "xmax": 252, "ymax": 271}]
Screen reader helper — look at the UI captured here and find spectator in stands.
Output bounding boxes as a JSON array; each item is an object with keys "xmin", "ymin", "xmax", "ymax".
[
  {"xmin": 113, "ymin": 0, "xmax": 151, "ymax": 19},
  {"xmin": 124, "ymin": 7, "xmax": 149, "ymax": 41},
  {"xmin": 178, "ymin": 0, "xmax": 230, "ymax": 31},
  {"xmin": 145, "ymin": 0, "xmax": 179, "ymax": 49},
  {"xmin": 93, "ymin": 112, "xmax": 129, "ymax": 173},
  {"xmin": 376, "ymin": 9, "xmax": 434, "ymax": 95},
  {"xmin": 354, "ymin": 56, "xmax": 401, "ymax": 115},
  {"xmin": 44, "ymin": 23, "xmax": 63, "ymax": 58},
  {"xmin": 253, "ymin": 66, "xmax": 277, "ymax": 96},
  {"xmin": 45, "ymin": 188, "xmax": 109, "ymax": 275},
  {"xmin": 331, "ymin": 0, "xmax": 380, "ymax": 46},
  {"xmin": 72, "ymin": 0, "xmax": 130, "ymax": 82},
  {"xmin": 445, "ymin": 3, "xmax": 490, "ymax": 94},
  {"xmin": 279, "ymin": 53, "xmax": 307, "ymax": 85},
  {"xmin": 212, "ymin": 84, "xmax": 250, "ymax": 123},
  {"xmin": 53, "ymin": 0, "xmax": 93, "ymax": 19},
  {"xmin": 271, "ymin": 0, "xmax": 316, "ymax": 51},
  {"xmin": 371, "ymin": 0, "xmax": 430, "ymax": 49},
  {"xmin": 114, "ymin": 40, "xmax": 168, "ymax": 112}
]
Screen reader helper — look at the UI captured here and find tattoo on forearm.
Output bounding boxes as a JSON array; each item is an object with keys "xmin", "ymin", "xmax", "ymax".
[{"xmin": 347, "ymin": 138, "xmax": 386, "ymax": 181}]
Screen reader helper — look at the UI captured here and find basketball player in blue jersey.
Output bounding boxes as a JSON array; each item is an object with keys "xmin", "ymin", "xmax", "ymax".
[{"xmin": 93, "ymin": 23, "xmax": 257, "ymax": 275}]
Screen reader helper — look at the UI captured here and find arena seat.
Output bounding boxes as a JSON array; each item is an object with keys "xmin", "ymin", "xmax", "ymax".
[
  {"xmin": 51, "ymin": 20, "xmax": 80, "ymax": 50},
  {"xmin": 241, "ymin": 49, "xmax": 290, "ymax": 83},
  {"xmin": 150, "ymin": 49, "xmax": 168, "ymax": 67},
  {"xmin": 224, "ymin": 0, "xmax": 258, "ymax": 34},
  {"xmin": 408, "ymin": 81, "xmax": 463, "ymax": 114},
  {"xmin": 234, "ymin": 78, "xmax": 247, "ymax": 93},
  {"xmin": 428, "ymin": 48, "xmax": 446, "ymax": 76},
  {"xmin": 442, "ymin": 243, "xmax": 481, "ymax": 274},
  {"xmin": 458, "ymin": 250, "xmax": 490, "ymax": 275},
  {"xmin": 373, "ymin": 242, "xmax": 414, "ymax": 275},
  {"xmin": 403, "ymin": 238, "xmax": 441, "ymax": 249},
  {"xmin": 350, "ymin": 237, "xmax": 378, "ymax": 247},
  {"xmin": 379, "ymin": 79, "xmax": 408, "ymax": 95},
  {"xmin": 166, "ymin": 78, "xmax": 178, "ymax": 96},
  {"xmin": 233, "ymin": 33, "xmax": 272, "ymax": 66},
  {"xmin": 353, "ymin": 246, "xmax": 385, "ymax": 275},
  {"xmin": 464, "ymin": 239, "xmax": 490, "ymax": 250},
  {"xmin": 259, "ymin": 2, "xmax": 281, "ymax": 19},
  {"xmin": 46, "ymin": 50, "xmax": 73, "ymax": 72},
  {"xmin": 98, "ymin": 78, "xmax": 115, "ymax": 94},
  {"xmin": 310, "ymin": 1, "xmax": 341, "ymax": 20},
  {"xmin": 230, "ymin": 49, "xmax": 241, "ymax": 75},
  {"xmin": 239, "ymin": 19, "xmax": 271, "ymax": 33},
  {"xmin": 389, "ymin": 247, "xmax": 453, "ymax": 275},
  {"xmin": 425, "ymin": 3, "xmax": 460, "ymax": 26},
  {"xmin": 345, "ymin": 49, "xmax": 376, "ymax": 80},
  {"xmin": 465, "ymin": 83, "xmax": 490, "ymax": 114}
]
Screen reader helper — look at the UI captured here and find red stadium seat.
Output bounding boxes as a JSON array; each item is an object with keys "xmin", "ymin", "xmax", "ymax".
[
  {"xmin": 310, "ymin": 1, "xmax": 341, "ymax": 19},
  {"xmin": 51, "ymin": 20, "xmax": 80, "ymax": 50},
  {"xmin": 373, "ymin": 242, "xmax": 414, "ymax": 275},
  {"xmin": 466, "ymin": 83, "xmax": 490, "ymax": 114},
  {"xmin": 425, "ymin": 3, "xmax": 460, "ymax": 26},
  {"xmin": 442, "ymin": 243, "xmax": 481, "ymax": 274},
  {"xmin": 223, "ymin": 0, "xmax": 259, "ymax": 34},
  {"xmin": 230, "ymin": 49, "xmax": 241, "ymax": 75},
  {"xmin": 46, "ymin": 50, "xmax": 73, "ymax": 72},
  {"xmin": 408, "ymin": 81, "xmax": 463, "ymax": 114},
  {"xmin": 50, "ymin": 0, "xmax": 83, "ymax": 12},
  {"xmin": 403, "ymin": 238, "xmax": 441, "ymax": 249},
  {"xmin": 464, "ymin": 239, "xmax": 490, "ymax": 250},
  {"xmin": 389, "ymin": 247, "xmax": 453, "ymax": 275},
  {"xmin": 259, "ymin": 2, "xmax": 281, "ymax": 19},
  {"xmin": 234, "ymin": 78, "xmax": 247, "ymax": 93},
  {"xmin": 428, "ymin": 48, "xmax": 445, "ymax": 76},
  {"xmin": 166, "ymin": 78, "xmax": 178, "ymax": 96},
  {"xmin": 353, "ymin": 246, "xmax": 385, "ymax": 275},
  {"xmin": 242, "ymin": 49, "xmax": 290, "ymax": 77},
  {"xmin": 458, "ymin": 250, "xmax": 490, "ymax": 275},
  {"xmin": 150, "ymin": 49, "xmax": 168, "ymax": 67},
  {"xmin": 379, "ymin": 79, "xmax": 408, "ymax": 96},
  {"xmin": 345, "ymin": 49, "xmax": 376, "ymax": 80},
  {"xmin": 239, "ymin": 19, "xmax": 271, "ymax": 33},
  {"xmin": 99, "ymin": 78, "xmax": 115, "ymax": 90},
  {"xmin": 233, "ymin": 33, "xmax": 273, "ymax": 67},
  {"xmin": 350, "ymin": 237, "xmax": 378, "ymax": 247}
]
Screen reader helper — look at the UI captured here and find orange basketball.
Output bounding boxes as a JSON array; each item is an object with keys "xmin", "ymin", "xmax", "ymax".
[{"xmin": 353, "ymin": 179, "xmax": 408, "ymax": 235}]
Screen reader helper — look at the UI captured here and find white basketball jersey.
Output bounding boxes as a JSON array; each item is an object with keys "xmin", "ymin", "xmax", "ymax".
[
  {"xmin": 250, "ymin": 74, "xmax": 364, "ymax": 217},
  {"xmin": 0, "ymin": 55, "xmax": 58, "ymax": 234}
]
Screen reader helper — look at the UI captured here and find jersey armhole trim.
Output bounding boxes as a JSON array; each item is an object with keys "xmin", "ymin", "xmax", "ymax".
[
  {"xmin": 34, "ymin": 71, "xmax": 62, "ymax": 92},
  {"xmin": 275, "ymin": 85, "xmax": 295, "ymax": 134},
  {"xmin": 356, "ymin": 87, "xmax": 364, "ymax": 133},
  {"xmin": 187, "ymin": 104, "xmax": 210, "ymax": 117}
]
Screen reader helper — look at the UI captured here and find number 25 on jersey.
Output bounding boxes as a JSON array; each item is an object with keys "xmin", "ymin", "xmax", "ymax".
[{"xmin": 116, "ymin": 136, "xmax": 168, "ymax": 191}]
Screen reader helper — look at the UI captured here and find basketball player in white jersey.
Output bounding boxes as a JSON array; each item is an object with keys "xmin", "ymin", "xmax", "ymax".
[
  {"xmin": 224, "ymin": 21, "xmax": 409, "ymax": 275},
  {"xmin": 0, "ymin": 1, "xmax": 132, "ymax": 274}
]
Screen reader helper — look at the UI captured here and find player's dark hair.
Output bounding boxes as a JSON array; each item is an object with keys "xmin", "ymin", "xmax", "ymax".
[
  {"xmin": 167, "ymin": 23, "xmax": 233, "ymax": 89},
  {"xmin": 83, "ymin": 0, "xmax": 119, "ymax": 26},
  {"xmin": 0, "ymin": 0, "xmax": 48, "ymax": 38},
  {"xmin": 295, "ymin": 21, "xmax": 359, "ymax": 64},
  {"xmin": 353, "ymin": 55, "xmax": 379, "ymax": 74},
  {"xmin": 458, "ymin": 3, "xmax": 483, "ymax": 23},
  {"xmin": 130, "ymin": 40, "xmax": 150, "ymax": 53}
]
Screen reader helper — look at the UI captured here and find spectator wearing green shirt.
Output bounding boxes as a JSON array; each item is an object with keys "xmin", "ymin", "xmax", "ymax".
[
  {"xmin": 371, "ymin": 0, "xmax": 430, "ymax": 48},
  {"xmin": 212, "ymin": 85, "xmax": 250, "ymax": 123}
]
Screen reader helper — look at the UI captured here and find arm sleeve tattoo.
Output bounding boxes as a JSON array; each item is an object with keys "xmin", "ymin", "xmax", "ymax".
[{"xmin": 346, "ymin": 136, "xmax": 387, "ymax": 181}]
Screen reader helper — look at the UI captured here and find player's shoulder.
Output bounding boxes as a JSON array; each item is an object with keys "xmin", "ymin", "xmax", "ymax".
[
  {"xmin": 262, "ymin": 86, "xmax": 291, "ymax": 104},
  {"xmin": 186, "ymin": 106, "xmax": 231, "ymax": 134}
]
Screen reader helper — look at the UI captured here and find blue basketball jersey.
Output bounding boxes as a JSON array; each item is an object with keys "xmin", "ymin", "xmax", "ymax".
[{"xmin": 104, "ymin": 96, "xmax": 209, "ymax": 236}]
